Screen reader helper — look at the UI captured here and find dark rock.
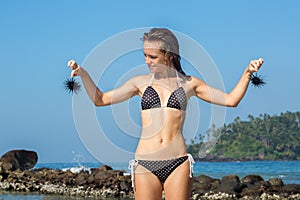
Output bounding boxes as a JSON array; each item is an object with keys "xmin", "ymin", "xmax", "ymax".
[
  {"xmin": 261, "ymin": 180, "xmax": 271, "ymax": 190},
  {"xmin": 57, "ymin": 170, "xmax": 74, "ymax": 185},
  {"xmin": 220, "ymin": 174, "xmax": 245, "ymax": 195},
  {"xmin": 119, "ymin": 180, "xmax": 130, "ymax": 192},
  {"xmin": 240, "ymin": 175, "xmax": 265, "ymax": 197},
  {"xmin": 91, "ymin": 165, "xmax": 113, "ymax": 173},
  {"xmin": 0, "ymin": 162, "xmax": 13, "ymax": 172},
  {"xmin": 0, "ymin": 150, "xmax": 38, "ymax": 171},
  {"xmin": 281, "ymin": 184, "xmax": 300, "ymax": 194},
  {"xmin": 210, "ymin": 179, "xmax": 221, "ymax": 191},
  {"xmin": 193, "ymin": 175, "xmax": 220, "ymax": 194},
  {"xmin": 93, "ymin": 169, "xmax": 111, "ymax": 182},
  {"xmin": 7, "ymin": 169, "xmax": 25, "ymax": 181},
  {"xmin": 269, "ymin": 178, "xmax": 284, "ymax": 187},
  {"xmin": 241, "ymin": 185, "xmax": 263, "ymax": 197},
  {"xmin": 74, "ymin": 171, "xmax": 88, "ymax": 185},
  {"xmin": 110, "ymin": 170, "xmax": 124, "ymax": 176},
  {"xmin": 118, "ymin": 176, "xmax": 132, "ymax": 193},
  {"xmin": 241, "ymin": 174, "xmax": 264, "ymax": 184}
]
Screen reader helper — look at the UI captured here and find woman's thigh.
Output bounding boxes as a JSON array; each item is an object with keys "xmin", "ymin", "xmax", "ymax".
[
  {"xmin": 163, "ymin": 160, "xmax": 193, "ymax": 200},
  {"xmin": 134, "ymin": 165, "xmax": 163, "ymax": 200}
]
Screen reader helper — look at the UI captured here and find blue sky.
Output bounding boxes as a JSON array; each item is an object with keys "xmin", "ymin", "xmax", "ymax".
[{"xmin": 0, "ymin": 0, "xmax": 299, "ymax": 163}]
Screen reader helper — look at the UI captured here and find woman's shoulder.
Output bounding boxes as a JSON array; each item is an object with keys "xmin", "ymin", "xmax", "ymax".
[
  {"xmin": 129, "ymin": 74, "xmax": 151, "ymax": 82},
  {"xmin": 183, "ymin": 75, "xmax": 207, "ymax": 89},
  {"xmin": 183, "ymin": 75, "xmax": 203, "ymax": 84},
  {"xmin": 126, "ymin": 74, "xmax": 152, "ymax": 87}
]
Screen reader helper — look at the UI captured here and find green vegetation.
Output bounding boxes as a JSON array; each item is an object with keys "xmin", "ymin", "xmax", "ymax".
[{"xmin": 187, "ymin": 111, "xmax": 300, "ymax": 161}]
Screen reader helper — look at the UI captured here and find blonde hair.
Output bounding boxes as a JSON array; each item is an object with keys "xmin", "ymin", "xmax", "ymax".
[{"xmin": 143, "ymin": 28, "xmax": 186, "ymax": 76}]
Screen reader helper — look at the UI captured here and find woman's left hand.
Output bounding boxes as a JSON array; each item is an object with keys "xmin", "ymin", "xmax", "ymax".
[{"xmin": 247, "ymin": 58, "xmax": 264, "ymax": 74}]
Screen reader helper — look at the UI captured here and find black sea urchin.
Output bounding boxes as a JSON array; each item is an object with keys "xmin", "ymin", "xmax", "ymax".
[
  {"xmin": 64, "ymin": 78, "xmax": 81, "ymax": 94},
  {"xmin": 250, "ymin": 73, "xmax": 266, "ymax": 88}
]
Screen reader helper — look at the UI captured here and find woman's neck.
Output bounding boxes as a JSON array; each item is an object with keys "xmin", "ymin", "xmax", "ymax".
[{"xmin": 154, "ymin": 66, "xmax": 177, "ymax": 80}]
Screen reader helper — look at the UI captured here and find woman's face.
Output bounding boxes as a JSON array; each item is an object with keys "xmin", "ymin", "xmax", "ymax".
[{"xmin": 143, "ymin": 41, "xmax": 168, "ymax": 73}]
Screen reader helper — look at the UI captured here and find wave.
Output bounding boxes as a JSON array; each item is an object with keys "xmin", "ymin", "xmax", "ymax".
[{"xmin": 61, "ymin": 165, "xmax": 92, "ymax": 174}]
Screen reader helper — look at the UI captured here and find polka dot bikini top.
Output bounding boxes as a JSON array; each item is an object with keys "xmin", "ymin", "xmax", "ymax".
[{"xmin": 141, "ymin": 71, "xmax": 187, "ymax": 111}]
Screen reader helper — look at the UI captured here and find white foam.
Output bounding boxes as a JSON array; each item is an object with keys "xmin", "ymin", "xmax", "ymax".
[{"xmin": 62, "ymin": 165, "xmax": 91, "ymax": 174}]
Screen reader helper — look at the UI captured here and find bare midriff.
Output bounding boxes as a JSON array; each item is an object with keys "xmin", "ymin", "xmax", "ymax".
[{"xmin": 135, "ymin": 107, "xmax": 187, "ymax": 160}]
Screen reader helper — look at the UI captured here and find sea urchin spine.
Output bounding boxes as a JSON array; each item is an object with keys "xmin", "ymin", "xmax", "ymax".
[
  {"xmin": 64, "ymin": 77, "xmax": 81, "ymax": 94},
  {"xmin": 250, "ymin": 73, "xmax": 266, "ymax": 88}
]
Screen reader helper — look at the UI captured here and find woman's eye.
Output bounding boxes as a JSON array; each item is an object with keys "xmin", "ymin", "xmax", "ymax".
[{"xmin": 144, "ymin": 53, "xmax": 157, "ymax": 59}]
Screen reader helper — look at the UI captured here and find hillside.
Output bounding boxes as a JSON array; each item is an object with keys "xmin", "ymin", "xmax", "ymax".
[{"xmin": 187, "ymin": 111, "xmax": 300, "ymax": 161}]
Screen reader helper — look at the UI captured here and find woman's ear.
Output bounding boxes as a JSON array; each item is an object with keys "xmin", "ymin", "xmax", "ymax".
[{"xmin": 164, "ymin": 52, "xmax": 173, "ymax": 61}]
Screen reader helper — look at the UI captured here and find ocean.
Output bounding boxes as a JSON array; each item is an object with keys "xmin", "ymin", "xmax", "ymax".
[{"xmin": 1, "ymin": 161, "xmax": 300, "ymax": 199}]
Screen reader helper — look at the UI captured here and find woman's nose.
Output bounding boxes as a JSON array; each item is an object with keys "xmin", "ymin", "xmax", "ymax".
[{"xmin": 145, "ymin": 57, "xmax": 151, "ymax": 64}]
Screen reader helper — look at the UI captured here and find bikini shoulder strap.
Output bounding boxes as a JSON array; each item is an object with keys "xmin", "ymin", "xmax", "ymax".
[
  {"xmin": 148, "ymin": 73, "xmax": 155, "ymax": 86},
  {"xmin": 175, "ymin": 70, "xmax": 182, "ymax": 87}
]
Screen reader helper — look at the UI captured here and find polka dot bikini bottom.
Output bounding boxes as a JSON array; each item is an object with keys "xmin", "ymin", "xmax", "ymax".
[{"xmin": 128, "ymin": 154, "xmax": 194, "ymax": 188}]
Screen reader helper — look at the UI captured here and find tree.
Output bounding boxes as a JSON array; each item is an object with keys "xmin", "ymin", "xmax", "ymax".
[{"xmin": 193, "ymin": 111, "xmax": 300, "ymax": 161}]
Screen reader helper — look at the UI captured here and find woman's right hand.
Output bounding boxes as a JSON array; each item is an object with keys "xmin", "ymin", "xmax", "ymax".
[
  {"xmin": 247, "ymin": 58, "xmax": 264, "ymax": 75},
  {"xmin": 67, "ymin": 59, "xmax": 82, "ymax": 77}
]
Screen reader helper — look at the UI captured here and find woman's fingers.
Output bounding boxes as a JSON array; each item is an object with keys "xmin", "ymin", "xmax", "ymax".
[
  {"xmin": 249, "ymin": 58, "xmax": 264, "ymax": 73},
  {"xmin": 71, "ymin": 70, "xmax": 78, "ymax": 78},
  {"xmin": 68, "ymin": 59, "xmax": 80, "ymax": 77},
  {"xmin": 68, "ymin": 59, "xmax": 78, "ymax": 70},
  {"xmin": 256, "ymin": 58, "xmax": 264, "ymax": 70},
  {"xmin": 250, "ymin": 60, "xmax": 258, "ymax": 72},
  {"xmin": 259, "ymin": 58, "xmax": 264, "ymax": 65}
]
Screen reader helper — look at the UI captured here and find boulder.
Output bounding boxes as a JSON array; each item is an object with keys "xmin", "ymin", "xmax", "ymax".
[
  {"xmin": 281, "ymin": 184, "xmax": 300, "ymax": 195},
  {"xmin": 0, "ymin": 149, "xmax": 38, "ymax": 171},
  {"xmin": 240, "ymin": 174, "xmax": 265, "ymax": 196},
  {"xmin": 269, "ymin": 178, "xmax": 284, "ymax": 187},
  {"xmin": 118, "ymin": 176, "xmax": 132, "ymax": 193},
  {"xmin": 241, "ymin": 174, "xmax": 264, "ymax": 184},
  {"xmin": 90, "ymin": 165, "xmax": 113, "ymax": 173},
  {"xmin": 193, "ymin": 175, "xmax": 220, "ymax": 194},
  {"xmin": 220, "ymin": 174, "xmax": 246, "ymax": 195}
]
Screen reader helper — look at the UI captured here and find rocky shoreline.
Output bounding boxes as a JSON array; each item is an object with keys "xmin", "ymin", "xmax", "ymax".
[
  {"xmin": 196, "ymin": 154, "xmax": 297, "ymax": 162},
  {"xmin": 1, "ymin": 150, "xmax": 300, "ymax": 199}
]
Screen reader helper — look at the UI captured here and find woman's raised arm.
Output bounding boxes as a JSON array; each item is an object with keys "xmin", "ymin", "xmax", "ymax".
[
  {"xmin": 192, "ymin": 58, "xmax": 264, "ymax": 107},
  {"xmin": 68, "ymin": 60, "xmax": 139, "ymax": 106}
]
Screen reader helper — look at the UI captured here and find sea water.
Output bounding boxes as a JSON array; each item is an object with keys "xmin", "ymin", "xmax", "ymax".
[
  {"xmin": 195, "ymin": 160, "xmax": 300, "ymax": 185},
  {"xmin": 1, "ymin": 161, "xmax": 300, "ymax": 199}
]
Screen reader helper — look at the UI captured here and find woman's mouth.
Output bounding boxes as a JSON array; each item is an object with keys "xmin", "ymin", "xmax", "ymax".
[{"xmin": 148, "ymin": 64, "xmax": 156, "ymax": 69}]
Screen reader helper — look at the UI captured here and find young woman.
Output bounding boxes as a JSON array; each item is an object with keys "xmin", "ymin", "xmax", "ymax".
[{"xmin": 68, "ymin": 28, "xmax": 264, "ymax": 200}]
